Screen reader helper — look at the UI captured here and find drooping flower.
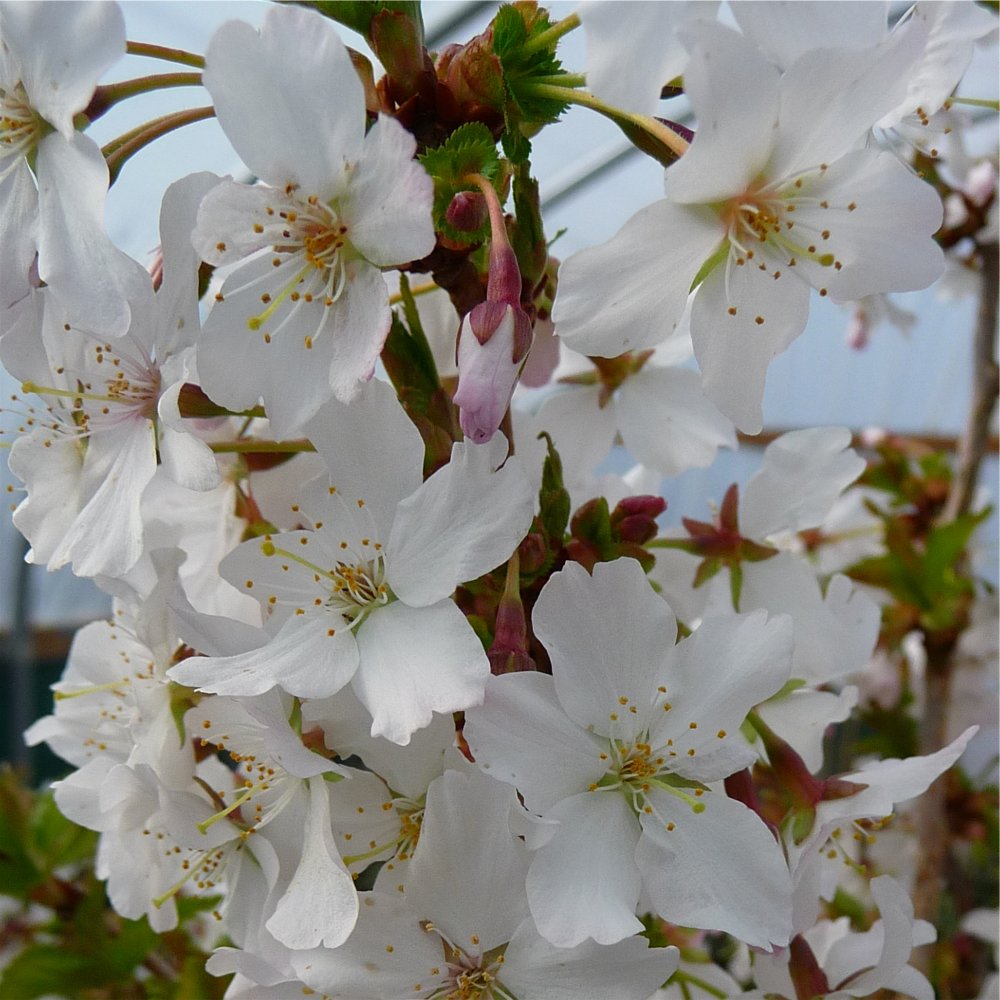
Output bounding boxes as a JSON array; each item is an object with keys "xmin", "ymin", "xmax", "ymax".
[{"xmin": 192, "ymin": 5, "xmax": 435, "ymax": 437}]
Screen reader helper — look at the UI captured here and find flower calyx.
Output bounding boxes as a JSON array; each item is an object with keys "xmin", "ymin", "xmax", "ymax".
[{"xmin": 660, "ymin": 483, "xmax": 779, "ymax": 608}]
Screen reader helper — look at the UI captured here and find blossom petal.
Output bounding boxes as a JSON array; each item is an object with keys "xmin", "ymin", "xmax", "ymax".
[
  {"xmin": 502, "ymin": 918, "xmax": 679, "ymax": 1000},
  {"xmin": 203, "ymin": 6, "xmax": 364, "ymax": 192},
  {"xmin": 649, "ymin": 610, "xmax": 793, "ymax": 782},
  {"xmin": 553, "ymin": 198, "xmax": 720, "ymax": 357},
  {"xmin": 0, "ymin": 0, "xmax": 125, "ymax": 135},
  {"xmin": 788, "ymin": 149, "xmax": 944, "ymax": 302},
  {"xmin": 740, "ymin": 557, "xmax": 881, "ymax": 686},
  {"xmin": 690, "ymin": 249, "xmax": 810, "ymax": 433},
  {"xmin": 167, "ymin": 614, "xmax": 360, "ymax": 699},
  {"xmin": 155, "ymin": 172, "xmax": 221, "ymax": 357},
  {"xmin": 618, "ymin": 366, "xmax": 736, "ymax": 477},
  {"xmin": 533, "ymin": 559, "xmax": 676, "ymax": 740},
  {"xmin": 465, "ymin": 672, "xmax": 608, "ymax": 814},
  {"xmin": 292, "ymin": 893, "xmax": 446, "ymax": 998},
  {"xmin": 353, "ymin": 600, "xmax": 489, "ymax": 745},
  {"xmin": 741, "ymin": 427, "xmax": 864, "ymax": 537},
  {"xmin": 732, "ymin": 2, "xmax": 889, "ymax": 70},
  {"xmin": 581, "ymin": 1, "xmax": 717, "ymax": 117},
  {"xmin": 406, "ymin": 771, "xmax": 530, "ymax": 951},
  {"xmin": 51, "ymin": 421, "xmax": 156, "ymax": 579},
  {"xmin": 769, "ymin": 16, "xmax": 929, "ymax": 178},
  {"xmin": 527, "ymin": 791, "xmax": 645, "ymax": 947},
  {"xmin": 0, "ymin": 159, "xmax": 38, "ymax": 324},
  {"xmin": 638, "ymin": 788, "xmax": 793, "ymax": 948},
  {"xmin": 37, "ymin": 133, "xmax": 149, "ymax": 338},
  {"xmin": 265, "ymin": 777, "xmax": 358, "ymax": 949},
  {"xmin": 344, "ymin": 116, "xmax": 435, "ymax": 266},
  {"xmin": 303, "ymin": 376, "xmax": 425, "ymax": 538},
  {"xmin": 668, "ymin": 22, "xmax": 780, "ymax": 203},
  {"xmin": 388, "ymin": 435, "xmax": 534, "ymax": 606}
]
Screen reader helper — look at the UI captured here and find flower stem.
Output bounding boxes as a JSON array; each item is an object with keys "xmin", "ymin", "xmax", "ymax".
[
  {"xmin": 521, "ymin": 83, "xmax": 688, "ymax": 166},
  {"xmin": 387, "ymin": 280, "xmax": 440, "ymax": 305},
  {"xmin": 104, "ymin": 106, "xmax": 215, "ymax": 183},
  {"xmin": 667, "ymin": 970, "xmax": 728, "ymax": 1000},
  {"xmin": 519, "ymin": 12, "xmax": 581, "ymax": 55},
  {"xmin": 529, "ymin": 73, "xmax": 587, "ymax": 88},
  {"xmin": 209, "ymin": 440, "xmax": 316, "ymax": 455},
  {"xmin": 126, "ymin": 39, "xmax": 205, "ymax": 69},
  {"xmin": 86, "ymin": 73, "xmax": 203, "ymax": 121}
]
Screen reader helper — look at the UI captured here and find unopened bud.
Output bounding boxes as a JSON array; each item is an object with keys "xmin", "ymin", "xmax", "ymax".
[
  {"xmin": 454, "ymin": 303, "xmax": 525, "ymax": 444},
  {"xmin": 611, "ymin": 495, "xmax": 666, "ymax": 544},
  {"xmin": 446, "ymin": 190, "xmax": 489, "ymax": 232}
]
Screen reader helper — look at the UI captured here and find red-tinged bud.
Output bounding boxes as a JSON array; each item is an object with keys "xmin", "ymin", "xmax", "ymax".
[
  {"xmin": 564, "ymin": 537, "xmax": 600, "ymax": 572},
  {"xmin": 435, "ymin": 32, "xmax": 506, "ymax": 125},
  {"xmin": 454, "ymin": 174, "xmax": 534, "ymax": 443},
  {"xmin": 446, "ymin": 190, "xmax": 489, "ymax": 232},
  {"xmin": 788, "ymin": 935, "xmax": 831, "ymax": 999},
  {"xmin": 518, "ymin": 531, "xmax": 548, "ymax": 574},
  {"xmin": 488, "ymin": 554, "xmax": 535, "ymax": 674},
  {"xmin": 455, "ymin": 303, "xmax": 530, "ymax": 443},
  {"xmin": 488, "ymin": 591, "xmax": 534, "ymax": 675},
  {"xmin": 724, "ymin": 768, "xmax": 770, "ymax": 825},
  {"xmin": 611, "ymin": 495, "xmax": 666, "ymax": 544},
  {"xmin": 821, "ymin": 776, "xmax": 869, "ymax": 801}
]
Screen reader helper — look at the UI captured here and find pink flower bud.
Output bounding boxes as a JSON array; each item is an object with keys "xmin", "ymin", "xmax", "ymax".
[
  {"xmin": 446, "ymin": 190, "xmax": 489, "ymax": 232},
  {"xmin": 454, "ymin": 302, "xmax": 531, "ymax": 443}
]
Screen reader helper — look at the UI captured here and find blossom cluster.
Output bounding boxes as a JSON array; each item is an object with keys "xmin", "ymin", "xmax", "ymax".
[{"xmin": 1, "ymin": 2, "xmax": 996, "ymax": 998}]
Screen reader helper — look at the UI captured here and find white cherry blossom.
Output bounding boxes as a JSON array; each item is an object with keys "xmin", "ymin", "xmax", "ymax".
[
  {"xmin": 0, "ymin": 0, "xmax": 146, "ymax": 336},
  {"xmin": 192, "ymin": 5, "xmax": 435, "ymax": 437},
  {"xmin": 466, "ymin": 558, "xmax": 795, "ymax": 950},
  {"xmin": 169, "ymin": 379, "xmax": 534, "ymax": 744},
  {"xmin": 553, "ymin": 20, "xmax": 943, "ymax": 431}
]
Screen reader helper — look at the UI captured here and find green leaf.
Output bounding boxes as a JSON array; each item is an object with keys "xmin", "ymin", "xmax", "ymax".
[
  {"xmin": 493, "ymin": 5, "xmax": 568, "ymax": 123},
  {"xmin": 0, "ymin": 768, "xmax": 41, "ymax": 894},
  {"xmin": 418, "ymin": 123, "xmax": 500, "ymax": 244},
  {"xmin": 924, "ymin": 507, "xmax": 991, "ymax": 587},
  {"xmin": 0, "ymin": 946, "xmax": 98, "ymax": 999},
  {"xmin": 30, "ymin": 790, "xmax": 97, "ymax": 872}
]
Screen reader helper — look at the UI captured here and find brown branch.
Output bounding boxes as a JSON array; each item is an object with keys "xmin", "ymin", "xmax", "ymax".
[
  {"xmin": 912, "ymin": 241, "xmax": 998, "ymax": 981},
  {"xmin": 942, "ymin": 241, "xmax": 1000, "ymax": 521}
]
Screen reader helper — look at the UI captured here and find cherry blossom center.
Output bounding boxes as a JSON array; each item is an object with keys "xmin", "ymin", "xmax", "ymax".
[
  {"xmin": 0, "ymin": 82, "xmax": 41, "ymax": 175},
  {"xmin": 246, "ymin": 190, "xmax": 353, "ymax": 337}
]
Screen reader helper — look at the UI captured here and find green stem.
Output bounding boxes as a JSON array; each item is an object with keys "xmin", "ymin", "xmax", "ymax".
[
  {"xmin": 464, "ymin": 172, "xmax": 508, "ymax": 238},
  {"xmin": 520, "ymin": 12, "xmax": 581, "ymax": 55},
  {"xmin": 529, "ymin": 72, "xmax": 587, "ymax": 88},
  {"xmin": 523, "ymin": 83, "xmax": 688, "ymax": 166},
  {"xmin": 126, "ymin": 39, "xmax": 205, "ymax": 69},
  {"xmin": 87, "ymin": 73, "xmax": 202, "ymax": 120},
  {"xmin": 949, "ymin": 96, "xmax": 1000, "ymax": 111},
  {"xmin": 209, "ymin": 439, "xmax": 316, "ymax": 455},
  {"xmin": 667, "ymin": 969, "xmax": 728, "ymax": 1000},
  {"xmin": 104, "ymin": 106, "xmax": 215, "ymax": 183},
  {"xmin": 387, "ymin": 279, "xmax": 439, "ymax": 305}
]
